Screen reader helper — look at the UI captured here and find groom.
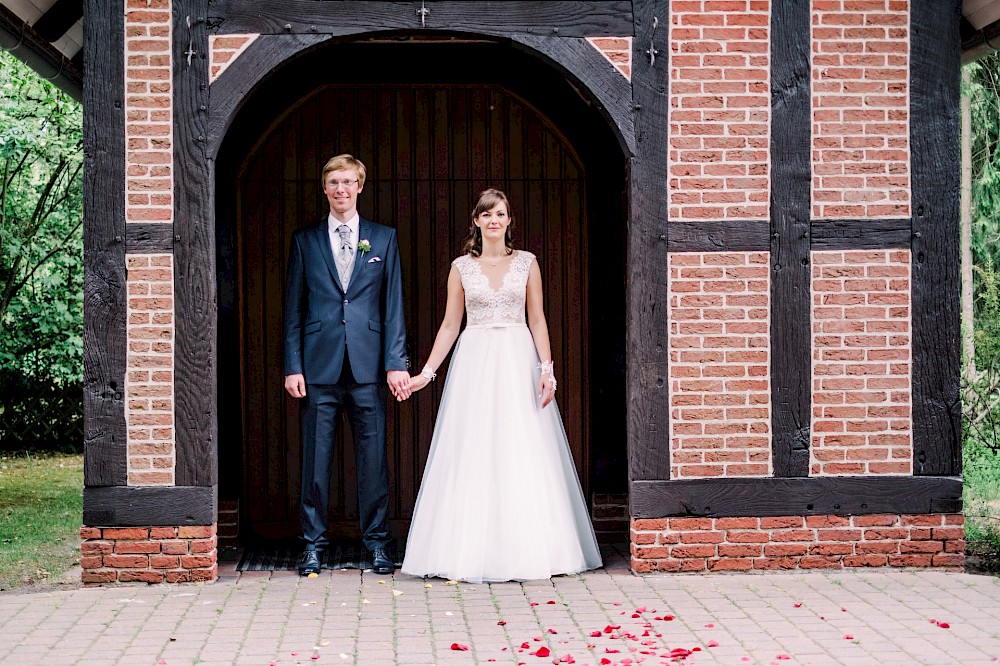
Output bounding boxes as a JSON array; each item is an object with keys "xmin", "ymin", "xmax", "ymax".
[{"xmin": 283, "ymin": 154, "xmax": 410, "ymax": 576}]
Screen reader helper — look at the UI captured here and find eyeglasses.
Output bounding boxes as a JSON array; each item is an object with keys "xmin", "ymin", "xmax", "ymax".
[{"xmin": 327, "ymin": 179, "xmax": 358, "ymax": 188}]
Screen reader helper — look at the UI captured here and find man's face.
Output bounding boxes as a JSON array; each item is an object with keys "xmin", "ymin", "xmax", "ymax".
[{"xmin": 324, "ymin": 168, "xmax": 363, "ymax": 217}]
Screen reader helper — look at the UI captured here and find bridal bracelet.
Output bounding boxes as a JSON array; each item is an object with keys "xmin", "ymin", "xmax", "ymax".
[
  {"xmin": 537, "ymin": 361, "xmax": 557, "ymax": 391},
  {"xmin": 421, "ymin": 365, "xmax": 437, "ymax": 381}
]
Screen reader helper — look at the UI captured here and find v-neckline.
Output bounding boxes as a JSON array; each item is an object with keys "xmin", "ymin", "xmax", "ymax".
[{"xmin": 470, "ymin": 251, "xmax": 519, "ymax": 292}]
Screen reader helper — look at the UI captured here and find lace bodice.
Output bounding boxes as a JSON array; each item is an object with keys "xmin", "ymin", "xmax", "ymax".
[{"xmin": 453, "ymin": 251, "xmax": 535, "ymax": 327}]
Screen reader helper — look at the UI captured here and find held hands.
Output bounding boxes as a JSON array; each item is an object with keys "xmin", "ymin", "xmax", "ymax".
[
  {"xmin": 387, "ymin": 370, "xmax": 412, "ymax": 401},
  {"xmin": 537, "ymin": 360, "xmax": 556, "ymax": 409},
  {"xmin": 538, "ymin": 373, "xmax": 556, "ymax": 409},
  {"xmin": 284, "ymin": 374, "xmax": 306, "ymax": 398},
  {"xmin": 407, "ymin": 373, "xmax": 431, "ymax": 393}
]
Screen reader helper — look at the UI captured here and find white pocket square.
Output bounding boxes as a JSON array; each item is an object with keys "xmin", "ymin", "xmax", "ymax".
[{"xmin": 368, "ymin": 256, "xmax": 381, "ymax": 263}]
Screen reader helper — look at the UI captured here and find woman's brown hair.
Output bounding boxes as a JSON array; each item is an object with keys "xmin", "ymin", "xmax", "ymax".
[{"xmin": 462, "ymin": 188, "xmax": 515, "ymax": 257}]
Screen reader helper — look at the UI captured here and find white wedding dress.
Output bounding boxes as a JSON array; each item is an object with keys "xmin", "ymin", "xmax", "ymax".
[{"xmin": 401, "ymin": 250, "xmax": 602, "ymax": 583}]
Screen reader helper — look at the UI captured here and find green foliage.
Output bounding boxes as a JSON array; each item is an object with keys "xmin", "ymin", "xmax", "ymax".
[{"xmin": 0, "ymin": 51, "xmax": 83, "ymax": 384}]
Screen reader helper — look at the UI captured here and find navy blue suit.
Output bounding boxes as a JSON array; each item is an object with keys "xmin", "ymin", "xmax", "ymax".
[{"xmin": 284, "ymin": 217, "xmax": 407, "ymax": 552}]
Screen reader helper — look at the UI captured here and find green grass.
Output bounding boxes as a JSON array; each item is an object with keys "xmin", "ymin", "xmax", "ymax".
[
  {"xmin": 0, "ymin": 452, "xmax": 83, "ymax": 591},
  {"xmin": 963, "ymin": 436, "xmax": 1000, "ymax": 574}
]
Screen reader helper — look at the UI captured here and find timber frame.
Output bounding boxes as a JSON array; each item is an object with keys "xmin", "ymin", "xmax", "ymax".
[{"xmin": 83, "ymin": 0, "xmax": 962, "ymax": 526}]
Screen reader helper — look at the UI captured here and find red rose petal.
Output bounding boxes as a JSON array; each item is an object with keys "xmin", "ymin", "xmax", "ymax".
[
  {"xmin": 498, "ymin": 621, "xmax": 507, "ymax": 626},
  {"xmin": 547, "ymin": 600, "xmax": 556, "ymax": 605},
  {"xmin": 311, "ymin": 656, "xmax": 320, "ymax": 661},
  {"xmin": 600, "ymin": 659, "xmax": 612, "ymax": 665},
  {"xmin": 793, "ymin": 603, "xmax": 802, "ymax": 608},
  {"xmin": 777, "ymin": 654, "xmax": 792, "ymax": 660},
  {"xmin": 636, "ymin": 606, "xmax": 647, "ymax": 613},
  {"xmin": 707, "ymin": 640, "xmax": 719, "ymax": 647},
  {"xmin": 631, "ymin": 613, "xmax": 640, "ymax": 618},
  {"xmin": 533, "ymin": 646, "xmax": 551, "ymax": 657},
  {"xmin": 705, "ymin": 623, "xmax": 714, "ymax": 628},
  {"xmin": 531, "ymin": 602, "xmax": 539, "ymax": 606},
  {"xmin": 844, "ymin": 634, "xmax": 854, "ymax": 640},
  {"xmin": 590, "ymin": 631, "xmax": 602, "ymax": 637},
  {"xmin": 547, "ymin": 628, "xmax": 558, "ymax": 634},
  {"xmin": 450, "ymin": 643, "xmax": 470, "ymax": 651},
  {"xmin": 521, "ymin": 642, "xmax": 531, "ymax": 649},
  {"xmin": 663, "ymin": 615, "xmax": 675, "ymax": 621},
  {"xmin": 938, "ymin": 622, "xmax": 951, "ymax": 629}
]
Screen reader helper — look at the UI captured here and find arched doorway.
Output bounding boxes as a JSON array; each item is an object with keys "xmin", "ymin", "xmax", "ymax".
[{"xmin": 215, "ymin": 39, "xmax": 627, "ymax": 544}]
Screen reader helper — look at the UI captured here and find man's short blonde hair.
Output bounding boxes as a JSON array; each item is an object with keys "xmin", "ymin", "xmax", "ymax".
[{"xmin": 321, "ymin": 154, "xmax": 367, "ymax": 188}]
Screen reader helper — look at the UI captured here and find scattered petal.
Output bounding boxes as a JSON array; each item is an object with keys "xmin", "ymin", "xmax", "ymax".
[
  {"xmin": 450, "ymin": 643, "xmax": 469, "ymax": 651},
  {"xmin": 547, "ymin": 600, "xmax": 557, "ymax": 605},
  {"xmin": 498, "ymin": 621, "xmax": 507, "ymax": 626},
  {"xmin": 533, "ymin": 646, "xmax": 551, "ymax": 657},
  {"xmin": 311, "ymin": 656, "xmax": 320, "ymax": 661},
  {"xmin": 393, "ymin": 590, "xmax": 403, "ymax": 596},
  {"xmin": 631, "ymin": 613, "xmax": 640, "ymax": 618},
  {"xmin": 742, "ymin": 658, "xmax": 751, "ymax": 662},
  {"xmin": 590, "ymin": 630, "xmax": 602, "ymax": 637},
  {"xmin": 339, "ymin": 654, "xmax": 349, "ymax": 660},
  {"xmin": 705, "ymin": 623, "xmax": 714, "ymax": 628},
  {"xmin": 600, "ymin": 659, "xmax": 612, "ymax": 665},
  {"xmin": 635, "ymin": 606, "xmax": 647, "ymax": 613},
  {"xmin": 531, "ymin": 602, "xmax": 540, "ymax": 607},
  {"xmin": 361, "ymin": 599, "xmax": 369, "ymax": 604},
  {"xmin": 793, "ymin": 603, "xmax": 802, "ymax": 608},
  {"xmin": 707, "ymin": 640, "xmax": 719, "ymax": 647},
  {"xmin": 777, "ymin": 654, "xmax": 792, "ymax": 660},
  {"xmin": 547, "ymin": 628, "xmax": 558, "ymax": 634},
  {"xmin": 445, "ymin": 611, "xmax": 453, "ymax": 616},
  {"xmin": 937, "ymin": 621, "xmax": 951, "ymax": 629}
]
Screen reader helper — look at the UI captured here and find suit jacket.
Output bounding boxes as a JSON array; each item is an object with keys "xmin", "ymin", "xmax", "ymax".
[{"xmin": 284, "ymin": 216, "xmax": 408, "ymax": 385}]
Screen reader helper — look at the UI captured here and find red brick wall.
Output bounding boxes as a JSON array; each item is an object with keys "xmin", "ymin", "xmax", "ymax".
[
  {"xmin": 80, "ymin": 525, "xmax": 218, "ymax": 584},
  {"xmin": 811, "ymin": 250, "xmax": 912, "ymax": 475},
  {"xmin": 668, "ymin": 0, "xmax": 770, "ymax": 220},
  {"xmin": 125, "ymin": 0, "xmax": 172, "ymax": 223},
  {"xmin": 631, "ymin": 514, "xmax": 963, "ymax": 572},
  {"xmin": 126, "ymin": 254, "xmax": 175, "ymax": 484},
  {"xmin": 208, "ymin": 34, "xmax": 259, "ymax": 84},
  {"xmin": 669, "ymin": 252, "xmax": 771, "ymax": 477},
  {"xmin": 812, "ymin": 0, "xmax": 910, "ymax": 218},
  {"xmin": 586, "ymin": 37, "xmax": 632, "ymax": 80}
]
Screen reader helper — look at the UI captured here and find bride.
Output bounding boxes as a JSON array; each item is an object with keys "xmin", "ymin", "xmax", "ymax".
[{"xmin": 400, "ymin": 188, "xmax": 602, "ymax": 583}]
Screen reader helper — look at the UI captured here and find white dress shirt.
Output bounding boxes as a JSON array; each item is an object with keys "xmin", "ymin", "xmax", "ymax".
[{"xmin": 328, "ymin": 212, "xmax": 360, "ymax": 288}]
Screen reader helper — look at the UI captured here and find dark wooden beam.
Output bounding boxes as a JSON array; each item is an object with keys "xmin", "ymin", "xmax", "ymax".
[
  {"xmin": 207, "ymin": 33, "xmax": 332, "ymax": 158},
  {"xmin": 33, "ymin": 0, "xmax": 83, "ymax": 42},
  {"xmin": 768, "ymin": 0, "xmax": 811, "ymax": 477},
  {"xmin": 910, "ymin": 0, "xmax": 962, "ymax": 476},
  {"xmin": 667, "ymin": 220, "xmax": 770, "ymax": 253},
  {"xmin": 209, "ymin": 1, "xmax": 633, "ymax": 37},
  {"xmin": 173, "ymin": 1, "xmax": 218, "ymax": 487},
  {"xmin": 809, "ymin": 218, "xmax": 911, "ymax": 251},
  {"xmin": 511, "ymin": 35, "xmax": 635, "ymax": 156},
  {"xmin": 82, "ymin": 0, "xmax": 126, "ymax": 487},
  {"xmin": 631, "ymin": 476, "xmax": 963, "ymax": 518},
  {"xmin": 126, "ymin": 223, "xmax": 175, "ymax": 254},
  {"xmin": 84, "ymin": 485, "xmax": 218, "ymax": 526},
  {"xmin": 626, "ymin": 0, "xmax": 669, "ymax": 482}
]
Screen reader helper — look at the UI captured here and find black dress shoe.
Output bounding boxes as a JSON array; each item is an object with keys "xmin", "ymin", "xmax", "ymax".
[
  {"xmin": 370, "ymin": 547, "xmax": 394, "ymax": 575},
  {"xmin": 298, "ymin": 550, "xmax": 322, "ymax": 576}
]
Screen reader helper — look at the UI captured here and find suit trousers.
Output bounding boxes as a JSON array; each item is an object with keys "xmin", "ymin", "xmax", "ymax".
[{"xmin": 300, "ymin": 348, "xmax": 390, "ymax": 552}]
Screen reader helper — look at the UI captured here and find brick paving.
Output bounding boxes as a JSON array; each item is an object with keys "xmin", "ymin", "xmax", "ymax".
[{"xmin": 1, "ymin": 546, "xmax": 998, "ymax": 665}]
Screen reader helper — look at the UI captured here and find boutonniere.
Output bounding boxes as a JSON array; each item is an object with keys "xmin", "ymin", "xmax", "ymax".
[{"xmin": 357, "ymin": 239, "xmax": 371, "ymax": 257}]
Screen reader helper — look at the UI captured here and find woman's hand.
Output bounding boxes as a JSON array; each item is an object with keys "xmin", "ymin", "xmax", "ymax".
[
  {"xmin": 408, "ymin": 374, "xmax": 431, "ymax": 393},
  {"xmin": 538, "ymin": 373, "xmax": 556, "ymax": 409}
]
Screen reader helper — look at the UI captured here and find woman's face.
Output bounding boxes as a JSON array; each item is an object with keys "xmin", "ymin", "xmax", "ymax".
[{"xmin": 474, "ymin": 202, "xmax": 510, "ymax": 242}]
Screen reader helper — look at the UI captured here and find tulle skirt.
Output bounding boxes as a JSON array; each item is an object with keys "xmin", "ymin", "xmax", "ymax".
[{"xmin": 401, "ymin": 323, "xmax": 602, "ymax": 584}]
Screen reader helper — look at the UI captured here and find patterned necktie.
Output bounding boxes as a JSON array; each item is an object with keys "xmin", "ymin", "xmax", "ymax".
[{"xmin": 336, "ymin": 224, "xmax": 353, "ymax": 289}]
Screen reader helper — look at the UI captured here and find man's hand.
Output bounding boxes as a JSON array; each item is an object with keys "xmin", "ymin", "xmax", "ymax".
[
  {"xmin": 285, "ymin": 374, "xmax": 306, "ymax": 398},
  {"xmin": 387, "ymin": 370, "xmax": 411, "ymax": 401}
]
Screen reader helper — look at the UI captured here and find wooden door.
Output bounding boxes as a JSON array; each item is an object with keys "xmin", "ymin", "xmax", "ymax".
[{"xmin": 236, "ymin": 84, "xmax": 589, "ymax": 540}]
